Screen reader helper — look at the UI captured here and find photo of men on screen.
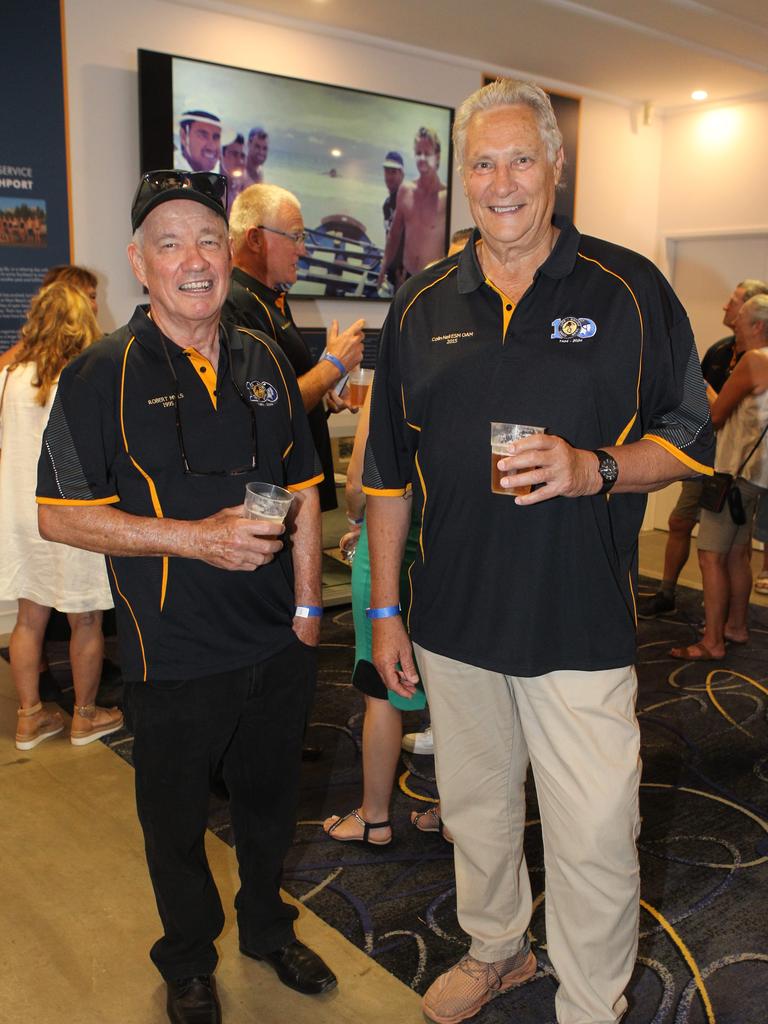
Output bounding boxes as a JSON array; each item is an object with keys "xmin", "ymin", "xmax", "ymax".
[
  {"xmin": 169, "ymin": 56, "xmax": 452, "ymax": 298},
  {"xmin": 175, "ymin": 108, "xmax": 222, "ymax": 172}
]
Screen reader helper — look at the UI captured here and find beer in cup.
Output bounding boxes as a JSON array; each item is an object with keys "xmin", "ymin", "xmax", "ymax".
[
  {"xmin": 347, "ymin": 367, "xmax": 373, "ymax": 407},
  {"xmin": 244, "ymin": 481, "xmax": 293, "ymax": 522},
  {"xmin": 490, "ymin": 422, "xmax": 546, "ymax": 496}
]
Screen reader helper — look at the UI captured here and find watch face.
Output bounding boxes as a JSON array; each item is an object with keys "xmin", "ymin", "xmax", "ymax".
[{"xmin": 595, "ymin": 450, "xmax": 618, "ymax": 491}]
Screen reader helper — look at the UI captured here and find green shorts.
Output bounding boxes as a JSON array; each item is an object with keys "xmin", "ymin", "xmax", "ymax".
[{"xmin": 350, "ymin": 516, "xmax": 426, "ymax": 711}]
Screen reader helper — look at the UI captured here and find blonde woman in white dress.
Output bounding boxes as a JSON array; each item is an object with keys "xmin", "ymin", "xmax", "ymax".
[{"xmin": 0, "ymin": 282, "xmax": 122, "ymax": 749}]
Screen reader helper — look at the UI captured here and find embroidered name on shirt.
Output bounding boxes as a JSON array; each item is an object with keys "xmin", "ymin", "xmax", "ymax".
[
  {"xmin": 551, "ymin": 317, "xmax": 597, "ymax": 342},
  {"xmin": 147, "ymin": 393, "xmax": 183, "ymax": 408},
  {"xmin": 431, "ymin": 331, "xmax": 474, "ymax": 344},
  {"xmin": 246, "ymin": 380, "xmax": 278, "ymax": 405}
]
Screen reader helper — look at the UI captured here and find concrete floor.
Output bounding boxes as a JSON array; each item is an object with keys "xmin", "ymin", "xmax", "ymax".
[
  {"xmin": 0, "ymin": 664, "xmax": 419, "ymax": 1023},
  {"xmin": 2, "ymin": 528, "xmax": 765, "ymax": 1022}
]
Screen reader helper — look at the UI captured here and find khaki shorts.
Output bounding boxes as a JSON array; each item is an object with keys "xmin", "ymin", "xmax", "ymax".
[
  {"xmin": 697, "ymin": 478, "xmax": 762, "ymax": 553},
  {"xmin": 670, "ymin": 477, "xmax": 703, "ymax": 522},
  {"xmin": 754, "ymin": 490, "xmax": 768, "ymax": 543}
]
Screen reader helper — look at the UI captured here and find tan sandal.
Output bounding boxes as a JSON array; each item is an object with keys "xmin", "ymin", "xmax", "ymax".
[
  {"xmin": 15, "ymin": 702, "xmax": 64, "ymax": 751},
  {"xmin": 410, "ymin": 805, "xmax": 454, "ymax": 844},
  {"xmin": 70, "ymin": 704, "xmax": 124, "ymax": 746}
]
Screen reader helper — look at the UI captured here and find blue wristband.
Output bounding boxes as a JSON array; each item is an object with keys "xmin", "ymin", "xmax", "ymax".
[
  {"xmin": 366, "ymin": 604, "xmax": 401, "ymax": 619},
  {"xmin": 321, "ymin": 352, "xmax": 346, "ymax": 378},
  {"xmin": 295, "ymin": 605, "xmax": 323, "ymax": 618}
]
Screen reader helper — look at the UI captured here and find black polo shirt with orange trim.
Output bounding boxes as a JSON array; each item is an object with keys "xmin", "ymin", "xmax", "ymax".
[
  {"xmin": 363, "ymin": 216, "xmax": 715, "ymax": 676},
  {"xmin": 223, "ymin": 268, "xmax": 337, "ymax": 511},
  {"xmin": 36, "ymin": 306, "xmax": 322, "ymax": 682}
]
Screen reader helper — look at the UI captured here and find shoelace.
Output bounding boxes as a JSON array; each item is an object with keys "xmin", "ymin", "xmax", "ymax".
[{"xmin": 457, "ymin": 956, "xmax": 504, "ymax": 992}]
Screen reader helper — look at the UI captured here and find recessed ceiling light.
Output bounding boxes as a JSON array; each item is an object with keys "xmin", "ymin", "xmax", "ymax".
[
  {"xmin": 330, "ymin": 148, "xmax": 342, "ymax": 158},
  {"xmin": 691, "ymin": 90, "xmax": 708, "ymax": 101}
]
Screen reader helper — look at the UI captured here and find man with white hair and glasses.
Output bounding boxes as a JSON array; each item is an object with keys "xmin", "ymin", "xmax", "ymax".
[
  {"xmin": 363, "ymin": 80, "xmax": 715, "ymax": 1024},
  {"xmin": 225, "ymin": 183, "xmax": 365, "ymax": 513}
]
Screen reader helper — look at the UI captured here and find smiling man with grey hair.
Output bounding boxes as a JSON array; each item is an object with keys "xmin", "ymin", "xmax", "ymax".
[{"xmin": 363, "ymin": 78, "xmax": 715, "ymax": 1024}]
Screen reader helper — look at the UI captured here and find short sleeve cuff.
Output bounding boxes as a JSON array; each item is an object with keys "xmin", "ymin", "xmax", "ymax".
[
  {"xmin": 36, "ymin": 494, "xmax": 122, "ymax": 506},
  {"xmin": 286, "ymin": 473, "xmax": 324, "ymax": 493},
  {"xmin": 362, "ymin": 484, "xmax": 410, "ymax": 497},
  {"xmin": 643, "ymin": 434, "xmax": 714, "ymax": 475}
]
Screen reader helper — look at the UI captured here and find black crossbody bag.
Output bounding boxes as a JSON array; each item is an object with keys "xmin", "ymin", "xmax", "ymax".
[{"xmin": 699, "ymin": 420, "xmax": 768, "ymax": 523}]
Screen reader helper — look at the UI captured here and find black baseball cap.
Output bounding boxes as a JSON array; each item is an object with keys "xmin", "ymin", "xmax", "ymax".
[{"xmin": 131, "ymin": 170, "xmax": 228, "ymax": 232}]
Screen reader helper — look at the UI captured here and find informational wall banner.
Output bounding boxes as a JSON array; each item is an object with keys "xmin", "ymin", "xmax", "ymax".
[{"xmin": 0, "ymin": 0, "xmax": 70, "ymax": 352}]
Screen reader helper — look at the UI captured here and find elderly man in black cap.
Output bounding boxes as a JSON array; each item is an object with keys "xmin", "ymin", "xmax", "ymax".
[{"xmin": 36, "ymin": 169, "xmax": 336, "ymax": 1024}]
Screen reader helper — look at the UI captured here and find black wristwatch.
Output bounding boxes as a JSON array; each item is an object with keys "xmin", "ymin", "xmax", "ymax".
[{"xmin": 593, "ymin": 449, "xmax": 619, "ymax": 494}]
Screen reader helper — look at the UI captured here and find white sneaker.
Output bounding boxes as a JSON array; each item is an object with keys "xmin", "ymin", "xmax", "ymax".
[{"xmin": 402, "ymin": 725, "xmax": 433, "ymax": 755}]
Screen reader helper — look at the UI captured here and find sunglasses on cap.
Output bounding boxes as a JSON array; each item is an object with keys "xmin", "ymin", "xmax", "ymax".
[{"xmin": 131, "ymin": 170, "xmax": 228, "ymax": 231}]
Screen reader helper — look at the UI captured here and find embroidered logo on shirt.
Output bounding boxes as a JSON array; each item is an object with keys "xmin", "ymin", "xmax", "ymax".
[
  {"xmin": 246, "ymin": 380, "xmax": 278, "ymax": 405},
  {"xmin": 431, "ymin": 331, "xmax": 474, "ymax": 344},
  {"xmin": 550, "ymin": 317, "xmax": 597, "ymax": 342}
]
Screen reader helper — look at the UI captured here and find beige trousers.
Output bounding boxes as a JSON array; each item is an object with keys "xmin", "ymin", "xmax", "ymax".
[{"xmin": 414, "ymin": 645, "xmax": 641, "ymax": 1024}]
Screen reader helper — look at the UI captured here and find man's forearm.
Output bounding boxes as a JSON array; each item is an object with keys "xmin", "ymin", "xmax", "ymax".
[
  {"xmin": 298, "ymin": 362, "xmax": 340, "ymax": 412},
  {"xmin": 367, "ymin": 494, "xmax": 411, "ymax": 606},
  {"xmin": 288, "ymin": 486, "xmax": 322, "ymax": 605},
  {"xmin": 39, "ymin": 503, "xmax": 197, "ymax": 557},
  {"xmin": 38, "ymin": 500, "xmax": 284, "ymax": 572},
  {"xmin": 602, "ymin": 438, "xmax": 704, "ymax": 493}
]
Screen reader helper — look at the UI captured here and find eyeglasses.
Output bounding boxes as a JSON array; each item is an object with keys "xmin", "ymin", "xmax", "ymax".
[
  {"xmin": 160, "ymin": 335, "xmax": 258, "ymax": 477},
  {"xmin": 257, "ymin": 224, "xmax": 307, "ymax": 245},
  {"xmin": 131, "ymin": 170, "xmax": 228, "ymax": 227}
]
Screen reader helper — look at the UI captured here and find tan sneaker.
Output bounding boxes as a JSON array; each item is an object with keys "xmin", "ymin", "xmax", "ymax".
[
  {"xmin": 422, "ymin": 948, "xmax": 537, "ymax": 1024},
  {"xmin": 15, "ymin": 702, "xmax": 65, "ymax": 750},
  {"xmin": 70, "ymin": 704, "xmax": 124, "ymax": 746}
]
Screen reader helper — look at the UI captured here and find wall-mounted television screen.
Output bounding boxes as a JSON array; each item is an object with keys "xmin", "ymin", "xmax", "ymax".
[{"xmin": 138, "ymin": 50, "xmax": 453, "ymax": 301}]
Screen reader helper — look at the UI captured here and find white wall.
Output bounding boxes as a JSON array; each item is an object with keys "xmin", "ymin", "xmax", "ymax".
[
  {"xmin": 575, "ymin": 100, "xmax": 662, "ymax": 260},
  {"xmin": 658, "ymin": 100, "xmax": 768, "ymax": 238},
  {"xmin": 62, "ymin": 0, "xmax": 662, "ymax": 334},
  {"xmin": 645, "ymin": 99, "xmax": 768, "ymax": 531}
]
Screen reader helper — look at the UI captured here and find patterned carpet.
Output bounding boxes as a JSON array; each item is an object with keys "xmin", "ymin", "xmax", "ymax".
[{"xmin": 10, "ymin": 576, "xmax": 768, "ymax": 1024}]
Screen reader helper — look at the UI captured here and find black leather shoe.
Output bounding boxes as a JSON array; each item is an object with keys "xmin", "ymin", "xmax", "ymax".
[
  {"xmin": 241, "ymin": 939, "xmax": 337, "ymax": 994},
  {"xmin": 166, "ymin": 975, "xmax": 221, "ymax": 1024}
]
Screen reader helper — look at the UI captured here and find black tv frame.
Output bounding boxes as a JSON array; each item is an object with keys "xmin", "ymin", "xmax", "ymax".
[{"xmin": 137, "ymin": 49, "xmax": 453, "ymax": 302}]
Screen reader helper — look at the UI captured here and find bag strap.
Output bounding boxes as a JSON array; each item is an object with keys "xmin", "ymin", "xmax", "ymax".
[
  {"xmin": 735, "ymin": 418, "xmax": 768, "ymax": 476},
  {"xmin": 0, "ymin": 367, "xmax": 9, "ymax": 419}
]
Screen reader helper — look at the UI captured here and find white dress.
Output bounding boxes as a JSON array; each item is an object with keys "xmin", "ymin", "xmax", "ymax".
[
  {"xmin": 715, "ymin": 349, "xmax": 768, "ymax": 489},
  {"xmin": 0, "ymin": 363, "xmax": 113, "ymax": 611}
]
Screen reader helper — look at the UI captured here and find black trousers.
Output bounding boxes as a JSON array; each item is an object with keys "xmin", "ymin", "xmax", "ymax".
[{"xmin": 123, "ymin": 641, "xmax": 315, "ymax": 981}]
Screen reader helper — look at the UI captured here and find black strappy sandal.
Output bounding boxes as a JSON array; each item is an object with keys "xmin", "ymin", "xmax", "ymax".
[{"xmin": 324, "ymin": 808, "xmax": 392, "ymax": 847}]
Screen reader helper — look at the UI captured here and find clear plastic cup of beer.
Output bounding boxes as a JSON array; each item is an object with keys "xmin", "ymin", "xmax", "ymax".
[
  {"xmin": 244, "ymin": 481, "xmax": 293, "ymax": 522},
  {"xmin": 490, "ymin": 422, "xmax": 546, "ymax": 496},
  {"xmin": 347, "ymin": 367, "xmax": 373, "ymax": 407}
]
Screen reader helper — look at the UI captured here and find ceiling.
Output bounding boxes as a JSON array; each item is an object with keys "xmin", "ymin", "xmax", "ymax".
[{"xmin": 180, "ymin": 0, "xmax": 768, "ymax": 112}]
